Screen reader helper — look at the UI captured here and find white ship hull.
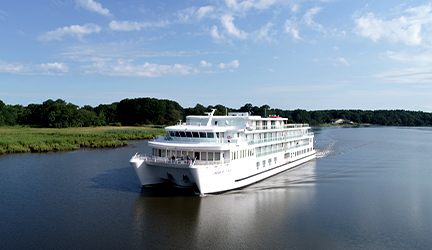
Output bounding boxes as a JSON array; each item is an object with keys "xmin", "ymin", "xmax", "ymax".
[{"xmin": 130, "ymin": 150, "xmax": 315, "ymax": 195}]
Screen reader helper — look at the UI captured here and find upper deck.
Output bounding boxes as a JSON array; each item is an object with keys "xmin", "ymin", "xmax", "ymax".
[{"xmin": 166, "ymin": 112, "xmax": 309, "ymax": 133}]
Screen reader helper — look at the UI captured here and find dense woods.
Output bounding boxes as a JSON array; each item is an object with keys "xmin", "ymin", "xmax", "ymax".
[{"xmin": 1, "ymin": 98, "xmax": 432, "ymax": 127}]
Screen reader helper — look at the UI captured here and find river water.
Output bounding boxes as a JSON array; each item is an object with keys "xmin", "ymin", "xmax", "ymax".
[{"xmin": 1, "ymin": 126, "xmax": 432, "ymax": 249}]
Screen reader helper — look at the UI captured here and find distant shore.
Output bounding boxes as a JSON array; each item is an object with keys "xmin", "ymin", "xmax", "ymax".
[{"xmin": 0, "ymin": 126, "xmax": 165, "ymax": 155}]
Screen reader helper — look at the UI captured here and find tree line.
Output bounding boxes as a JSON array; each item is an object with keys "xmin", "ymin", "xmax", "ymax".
[{"xmin": 1, "ymin": 98, "xmax": 432, "ymax": 127}]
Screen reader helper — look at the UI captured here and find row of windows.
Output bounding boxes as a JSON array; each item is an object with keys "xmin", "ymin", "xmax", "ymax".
[
  {"xmin": 231, "ymin": 149, "xmax": 254, "ymax": 160},
  {"xmin": 152, "ymin": 148, "xmax": 221, "ymax": 161},
  {"xmin": 284, "ymin": 147, "xmax": 313, "ymax": 159},
  {"xmin": 168, "ymin": 131, "xmax": 223, "ymax": 138}
]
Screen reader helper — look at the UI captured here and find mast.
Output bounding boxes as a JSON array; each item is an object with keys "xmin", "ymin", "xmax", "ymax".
[{"xmin": 206, "ymin": 109, "xmax": 217, "ymax": 126}]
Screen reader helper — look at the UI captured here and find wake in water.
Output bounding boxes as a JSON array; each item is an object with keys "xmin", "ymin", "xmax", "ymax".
[{"xmin": 315, "ymin": 140, "xmax": 336, "ymax": 159}]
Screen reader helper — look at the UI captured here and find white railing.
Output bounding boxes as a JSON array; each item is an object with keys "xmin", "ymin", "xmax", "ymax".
[
  {"xmin": 255, "ymin": 143, "xmax": 311, "ymax": 157},
  {"xmin": 247, "ymin": 132, "xmax": 314, "ymax": 145},
  {"xmin": 143, "ymin": 155, "xmax": 223, "ymax": 166}
]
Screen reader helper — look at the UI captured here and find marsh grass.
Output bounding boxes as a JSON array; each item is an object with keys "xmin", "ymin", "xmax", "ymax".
[{"xmin": 0, "ymin": 126, "xmax": 165, "ymax": 154}]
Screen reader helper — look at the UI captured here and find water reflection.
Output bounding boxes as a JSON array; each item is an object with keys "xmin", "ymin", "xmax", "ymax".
[{"xmin": 131, "ymin": 160, "xmax": 317, "ymax": 249}]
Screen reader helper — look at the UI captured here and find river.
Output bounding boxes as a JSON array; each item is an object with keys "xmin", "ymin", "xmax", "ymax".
[{"xmin": 1, "ymin": 126, "xmax": 432, "ymax": 249}]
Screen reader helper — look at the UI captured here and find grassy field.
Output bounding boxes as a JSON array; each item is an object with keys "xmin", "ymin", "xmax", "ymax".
[{"xmin": 0, "ymin": 126, "xmax": 166, "ymax": 154}]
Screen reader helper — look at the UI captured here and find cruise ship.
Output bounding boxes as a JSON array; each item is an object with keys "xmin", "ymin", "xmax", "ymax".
[{"xmin": 130, "ymin": 110, "xmax": 316, "ymax": 195}]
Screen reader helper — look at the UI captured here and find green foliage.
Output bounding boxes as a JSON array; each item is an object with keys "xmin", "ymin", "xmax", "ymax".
[{"xmin": 1, "ymin": 98, "xmax": 432, "ymax": 129}]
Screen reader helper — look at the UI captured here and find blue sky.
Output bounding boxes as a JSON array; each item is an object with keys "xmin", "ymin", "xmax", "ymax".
[{"xmin": 1, "ymin": 0, "xmax": 432, "ymax": 111}]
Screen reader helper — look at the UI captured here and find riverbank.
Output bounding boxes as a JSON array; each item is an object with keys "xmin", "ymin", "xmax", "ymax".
[{"xmin": 0, "ymin": 126, "xmax": 166, "ymax": 154}]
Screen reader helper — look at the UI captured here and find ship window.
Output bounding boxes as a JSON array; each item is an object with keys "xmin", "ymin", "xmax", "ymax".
[
  {"xmin": 215, "ymin": 152, "xmax": 220, "ymax": 161},
  {"xmin": 199, "ymin": 132, "xmax": 206, "ymax": 138},
  {"xmin": 208, "ymin": 152, "xmax": 214, "ymax": 161},
  {"xmin": 186, "ymin": 132, "xmax": 192, "ymax": 137},
  {"xmin": 274, "ymin": 157, "xmax": 277, "ymax": 163},
  {"xmin": 268, "ymin": 158, "xmax": 271, "ymax": 165},
  {"xmin": 175, "ymin": 131, "xmax": 180, "ymax": 137},
  {"xmin": 179, "ymin": 131, "xmax": 186, "ymax": 137},
  {"xmin": 215, "ymin": 121, "xmax": 218, "ymax": 125},
  {"xmin": 216, "ymin": 132, "xmax": 220, "ymax": 138},
  {"xmin": 192, "ymin": 132, "xmax": 199, "ymax": 137},
  {"xmin": 262, "ymin": 160, "xmax": 266, "ymax": 167},
  {"xmin": 256, "ymin": 162, "xmax": 260, "ymax": 169},
  {"xmin": 169, "ymin": 131, "xmax": 174, "ymax": 137},
  {"xmin": 207, "ymin": 133, "xmax": 215, "ymax": 138},
  {"xmin": 202, "ymin": 152, "xmax": 207, "ymax": 160}
]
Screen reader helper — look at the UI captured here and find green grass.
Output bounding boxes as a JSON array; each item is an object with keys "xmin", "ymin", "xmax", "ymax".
[{"xmin": 0, "ymin": 126, "xmax": 166, "ymax": 154}]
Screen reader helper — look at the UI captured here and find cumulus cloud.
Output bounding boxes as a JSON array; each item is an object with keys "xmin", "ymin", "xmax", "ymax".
[
  {"xmin": 284, "ymin": 18, "xmax": 302, "ymax": 40},
  {"xmin": 196, "ymin": 6, "xmax": 214, "ymax": 19},
  {"xmin": 109, "ymin": 20, "xmax": 169, "ymax": 31},
  {"xmin": 38, "ymin": 23, "xmax": 101, "ymax": 41},
  {"xmin": 221, "ymin": 15, "xmax": 247, "ymax": 39},
  {"xmin": 218, "ymin": 60, "xmax": 239, "ymax": 69},
  {"xmin": 0, "ymin": 60, "xmax": 25, "ymax": 74},
  {"xmin": 210, "ymin": 25, "xmax": 227, "ymax": 43},
  {"xmin": 76, "ymin": 0, "xmax": 111, "ymax": 16},
  {"xmin": 354, "ymin": 4, "xmax": 432, "ymax": 46},
  {"xmin": 0, "ymin": 60, "xmax": 68, "ymax": 75},
  {"xmin": 200, "ymin": 60, "xmax": 213, "ymax": 67},
  {"xmin": 40, "ymin": 62, "xmax": 69, "ymax": 72},
  {"xmin": 291, "ymin": 4, "xmax": 299, "ymax": 13}
]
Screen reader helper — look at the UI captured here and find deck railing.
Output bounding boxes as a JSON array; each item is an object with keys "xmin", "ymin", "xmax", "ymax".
[
  {"xmin": 247, "ymin": 132, "xmax": 314, "ymax": 145},
  {"xmin": 255, "ymin": 143, "xmax": 312, "ymax": 157}
]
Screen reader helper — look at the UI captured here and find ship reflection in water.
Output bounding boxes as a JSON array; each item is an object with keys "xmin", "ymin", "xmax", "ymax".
[{"xmin": 131, "ymin": 160, "xmax": 317, "ymax": 249}]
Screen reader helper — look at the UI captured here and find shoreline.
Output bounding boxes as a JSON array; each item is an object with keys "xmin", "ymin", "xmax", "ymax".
[{"xmin": 0, "ymin": 126, "xmax": 165, "ymax": 155}]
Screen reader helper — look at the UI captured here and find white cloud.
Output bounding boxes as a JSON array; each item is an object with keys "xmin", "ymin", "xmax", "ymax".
[
  {"xmin": 225, "ymin": 0, "xmax": 277, "ymax": 13},
  {"xmin": 354, "ymin": 4, "xmax": 432, "ymax": 46},
  {"xmin": 200, "ymin": 60, "xmax": 213, "ymax": 67},
  {"xmin": 385, "ymin": 51, "xmax": 432, "ymax": 64},
  {"xmin": 338, "ymin": 57, "xmax": 349, "ymax": 66},
  {"xmin": 221, "ymin": 15, "xmax": 247, "ymax": 39},
  {"xmin": 374, "ymin": 67, "xmax": 432, "ymax": 84},
  {"xmin": 303, "ymin": 7, "xmax": 324, "ymax": 32},
  {"xmin": 0, "ymin": 60, "xmax": 68, "ymax": 75},
  {"xmin": 218, "ymin": 60, "xmax": 239, "ymax": 69},
  {"xmin": 40, "ymin": 62, "xmax": 69, "ymax": 72},
  {"xmin": 109, "ymin": 20, "xmax": 169, "ymax": 31},
  {"xmin": 196, "ymin": 6, "xmax": 214, "ymax": 19},
  {"xmin": 291, "ymin": 4, "xmax": 299, "ymax": 13},
  {"xmin": 210, "ymin": 25, "xmax": 227, "ymax": 43},
  {"xmin": 177, "ymin": 6, "xmax": 214, "ymax": 22},
  {"xmin": 0, "ymin": 60, "xmax": 25, "ymax": 74},
  {"xmin": 38, "ymin": 23, "xmax": 101, "ymax": 41},
  {"xmin": 254, "ymin": 22, "xmax": 275, "ymax": 42},
  {"xmin": 284, "ymin": 18, "xmax": 302, "ymax": 40},
  {"xmin": 76, "ymin": 0, "xmax": 111, "ymax": 16},
  {"xmin": 82, "ymin": 60, "xmax": 194, "ymax": 77}
]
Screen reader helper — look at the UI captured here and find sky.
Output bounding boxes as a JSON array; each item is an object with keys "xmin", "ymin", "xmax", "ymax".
[{"xmin": 1, "ymin": 0, "xmax": 432, "ymax": 111}]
